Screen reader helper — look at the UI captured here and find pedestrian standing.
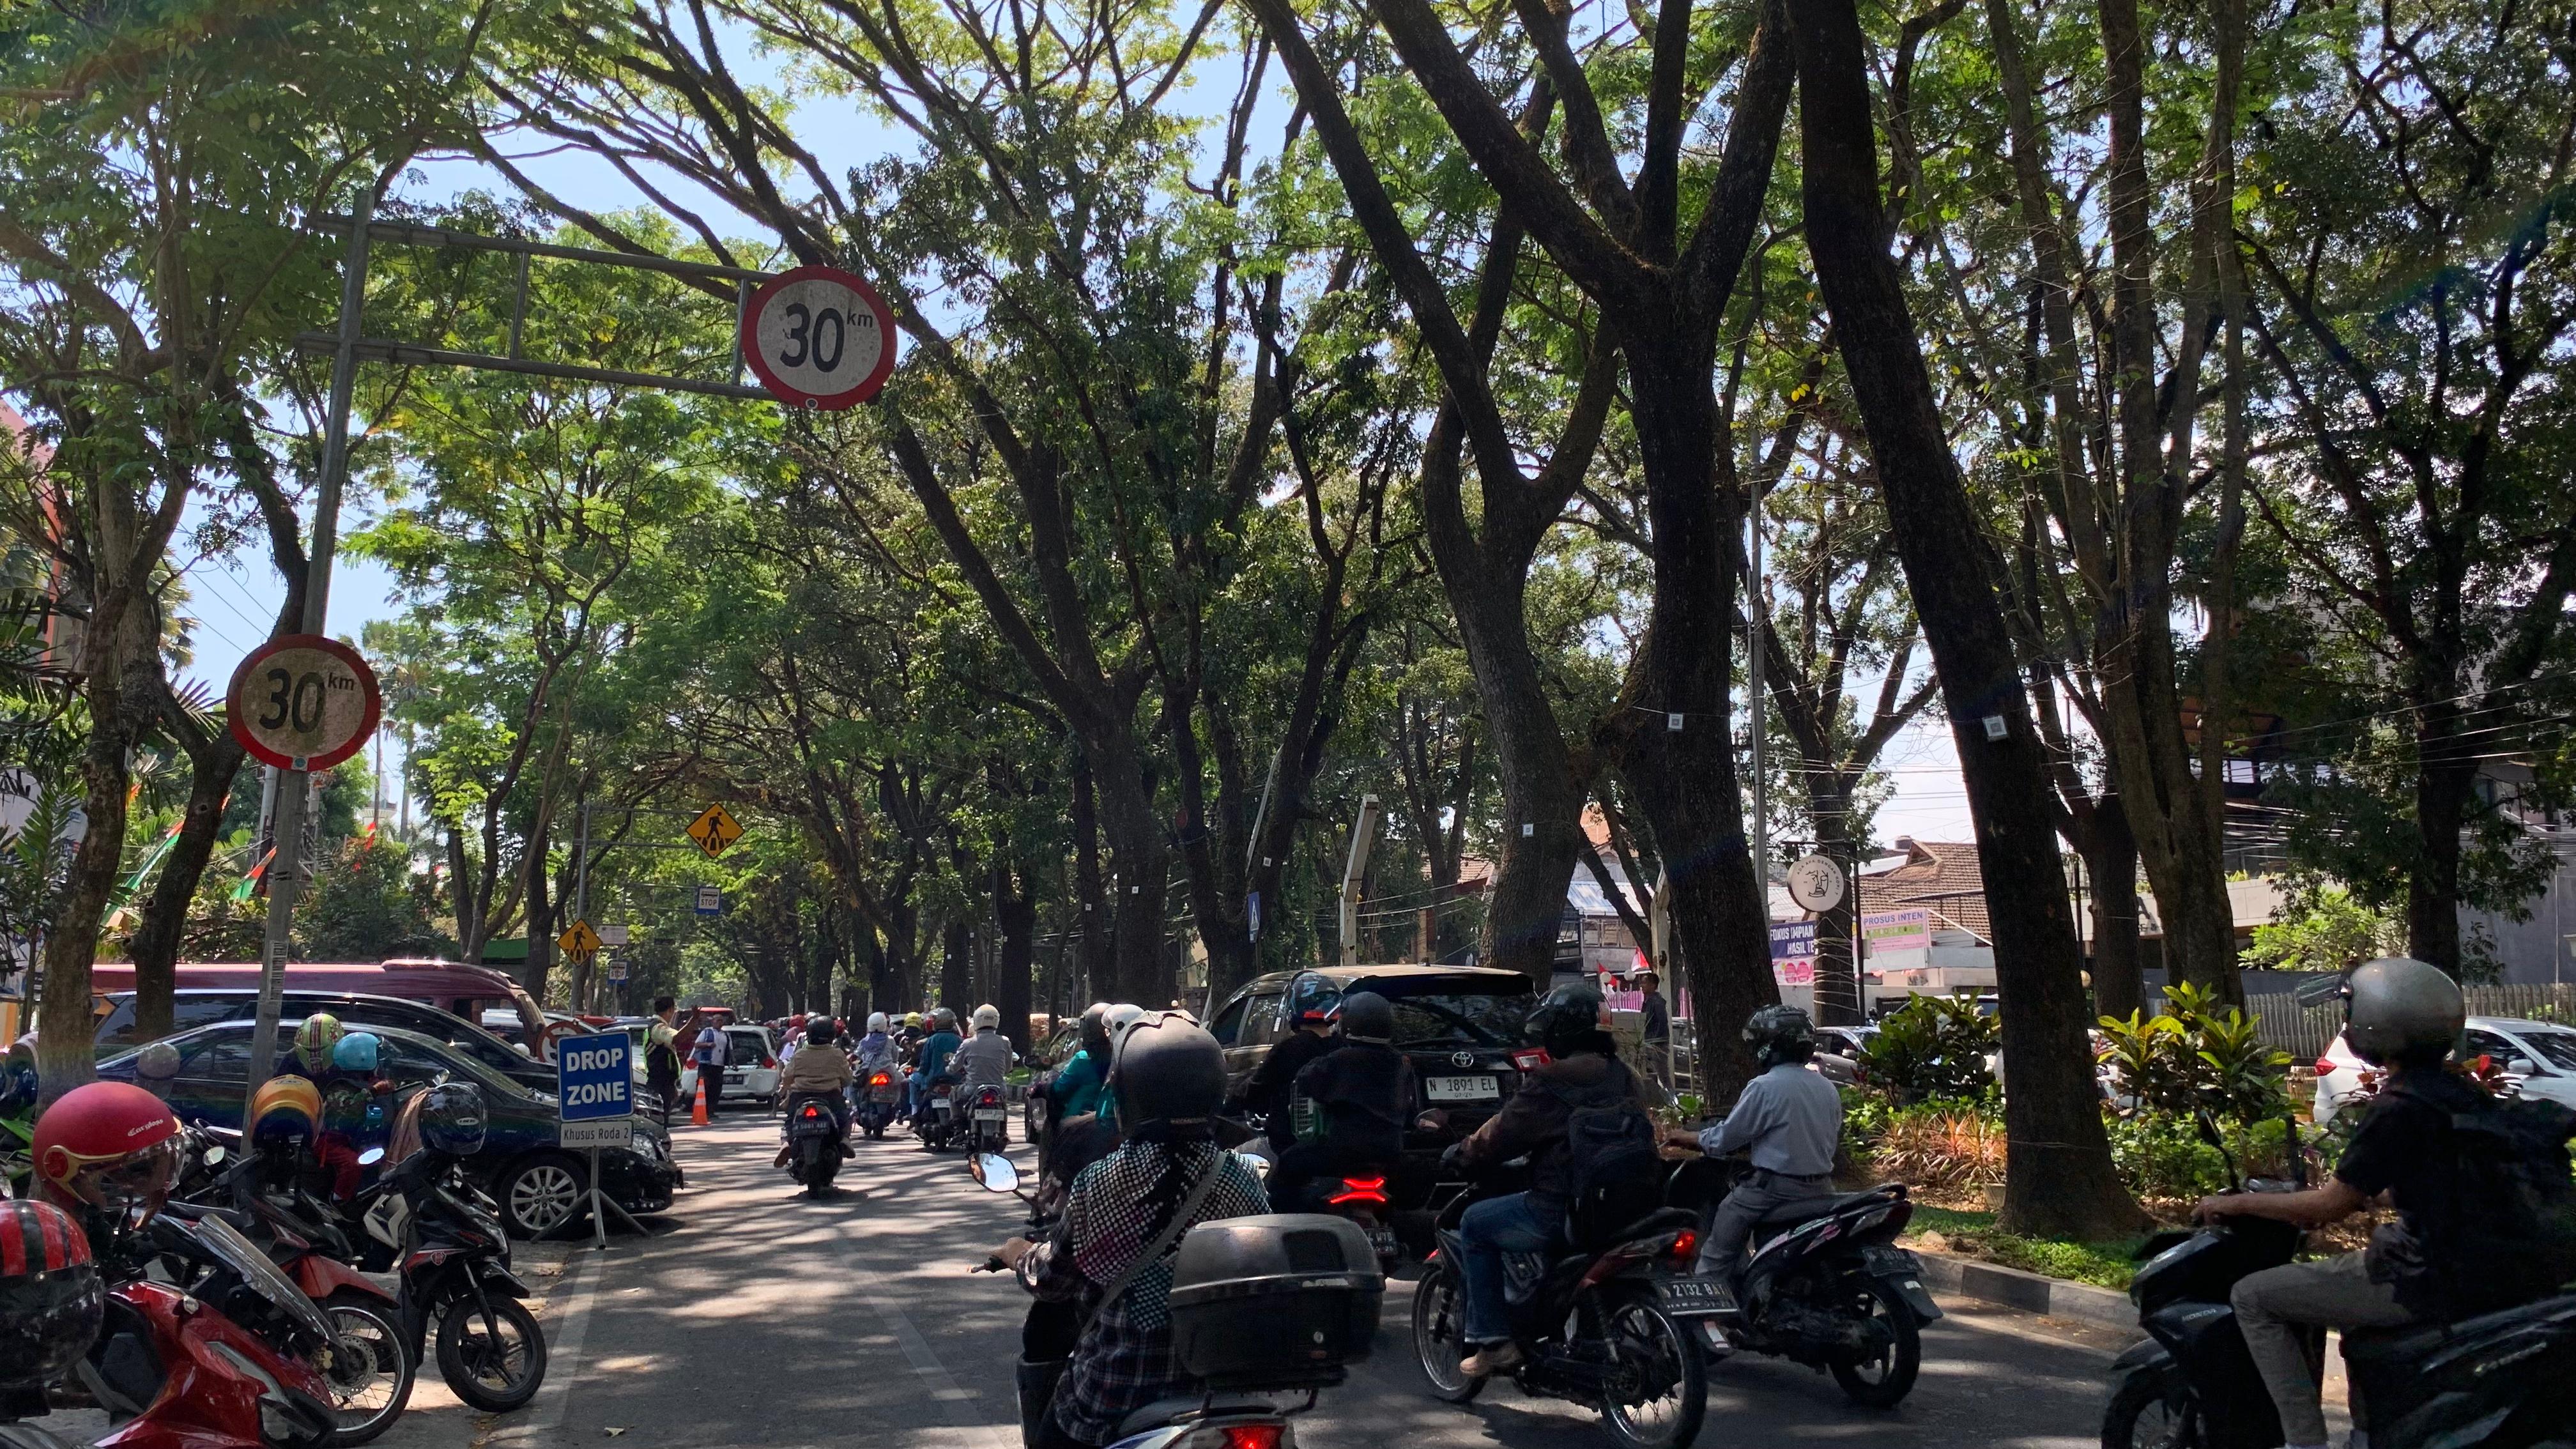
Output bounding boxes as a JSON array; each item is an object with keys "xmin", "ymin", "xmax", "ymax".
[
  {"xmin": 1637, "ymin": 970, "xmax": 1672, "ymax": 1090},
  {"xmin": 646, "ymin": 997, "xmax": 683, "ymax": 1121},
  {"xmin": 692, "ymin": 1018, "xmax": 727, "ymax": 1116}
]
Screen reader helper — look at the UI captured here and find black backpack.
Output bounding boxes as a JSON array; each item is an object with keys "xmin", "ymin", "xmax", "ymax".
[
  {"xmin": 1554, "ymin": 1070, "xmax": 1664, "ymax": 1249},
  {"xmin": 2371, "ymin": 1084, "xmax": 2576, "ymax": 1317}
]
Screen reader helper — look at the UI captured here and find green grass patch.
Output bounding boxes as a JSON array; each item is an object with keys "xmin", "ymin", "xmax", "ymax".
[{"xmin": 1902, "ymin": 1204, "xmax": 2147, "ymax": 1292}]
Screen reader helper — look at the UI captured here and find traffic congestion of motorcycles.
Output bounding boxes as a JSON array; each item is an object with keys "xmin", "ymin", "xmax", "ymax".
[{"xmin": 5, "ymin": 967, "xmax": 2572, "ymax": 1449}]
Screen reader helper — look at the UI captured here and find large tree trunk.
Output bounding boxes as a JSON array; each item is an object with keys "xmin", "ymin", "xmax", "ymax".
[
  {"xmin": 2085, "ymin": 793, "xmax": 2147, "ymax": 1020},
  {"xmin": 939, "ymin": 917, "xmax": 973, "ymax": 1015},
  {"xmin": 34, "ymin": 586, "xmax": 154, "ymax": 1106},
  {"xmin": 993, "ymin": 855, "xmax": 1037, "ymax": 1045},
  {"xmin": 1085, "ymin": 730, "xmax": 1172, "ymax": 1004},
  {"xmin": 1069, "ymin": 753, "xmax": 1115, "ymax": 1004},
  {"xmin": 1790, "ymin": 0, "xmax": 2144, "ymax": 1237},
  {"xmin": 126, "ymin": 740, "xmax": 243, "ymax": 1040},
  {"xmin": 521, "ymin": 818, "xmax": 554, "ymax": 1004},
  {"xmin": 1809, "ymin": 782, "xmax": 1865, "ymax": 1026},
  {"xmin": 2408, "ymin": 694, "xmax": 2475, "ymax": 972}
]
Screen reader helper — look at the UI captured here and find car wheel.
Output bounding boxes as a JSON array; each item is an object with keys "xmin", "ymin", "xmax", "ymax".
[{"xmin": 496, "ymin": 1152, "xmax": 587, "ymax": 1238}]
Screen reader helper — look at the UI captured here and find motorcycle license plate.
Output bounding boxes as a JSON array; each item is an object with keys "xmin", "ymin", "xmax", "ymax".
[
  {"xmin": 870, "ymin": 1086, "xmax": 900, "ymax": 1103},
  {"xmin": 1425, "ymin": 1074, "xmax": 1500, "ymax": 1102},
  {"xmin": 1656, "ymin": 1275, "xmax": 1734, "ymax": 1319},
  {"xmin": 931, "ymin": 1096, "xmax": 951, "ymax": 1108},
  {"xmin": 973, "ymin": 1110, "xmax": 1005, "ymax": 1125}
]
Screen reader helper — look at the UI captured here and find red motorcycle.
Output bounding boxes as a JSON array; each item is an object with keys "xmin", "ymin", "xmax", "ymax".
[{"xmin": 87, "ymin": 1270, "xmax": 342, "ymax": 1449}]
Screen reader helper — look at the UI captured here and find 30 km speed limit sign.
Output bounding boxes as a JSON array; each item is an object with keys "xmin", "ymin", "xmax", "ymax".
[
  {"xmin": 740, "ymin": 265, "xmax": 898, "ymax": 410},
  {"xmin": 226, "ymin": 634, "xmax": 382, "ymax": 771}
]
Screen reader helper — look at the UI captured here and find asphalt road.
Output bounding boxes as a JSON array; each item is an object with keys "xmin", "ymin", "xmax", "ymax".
[{"xmin": 324, "ymin": 1110, "xmax": 2135, "ymax": 1449}]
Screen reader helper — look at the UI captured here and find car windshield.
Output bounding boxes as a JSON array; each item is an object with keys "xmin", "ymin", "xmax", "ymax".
[
  {"xmin": 1380, "ymin": 988, "xmax": 1533, "ymax": 1048},
  {"xmin": 2517, "ymin": 1029, "xmax": 2576, "ymax": 1072}
]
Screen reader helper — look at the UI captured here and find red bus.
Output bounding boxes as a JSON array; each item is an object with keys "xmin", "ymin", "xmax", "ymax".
[{"xmin": 84, "ymin": 958, "xmax": 548, "ymax": 1052}]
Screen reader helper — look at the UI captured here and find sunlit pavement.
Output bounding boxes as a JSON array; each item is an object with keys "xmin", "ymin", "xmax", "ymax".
[{"xmin": 52, "ymin": 1114, "xmax": 2138, "ymax": 1449}]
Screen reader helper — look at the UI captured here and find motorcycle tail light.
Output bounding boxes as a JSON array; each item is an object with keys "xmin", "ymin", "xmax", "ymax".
[
  {"xmin": 1326, "ymin": 1177, "xmax": 1390, "ymax": 1206},
  {"xmin": 1510, "ymin": 1048, "xmax": 1549, "ymax": 1072},
  {"xmin": 801, "ymin": 1105, "xmax": 822, "ymax": 1119},
  {"xmin": 1184, "ymin": 1425, "xmax": 1286, "ymax": 1449},
  {"xmin": 1667, "ymin": 1229, "xmax": 1698, "ymax": 1262},
  {"xmin": 870, "ymin": 1073, "xmax": 892, "ymax": 1086}
]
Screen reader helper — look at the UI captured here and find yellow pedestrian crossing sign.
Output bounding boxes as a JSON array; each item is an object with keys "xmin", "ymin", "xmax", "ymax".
[
  {"xmin": 558, "ymin": 918, "xmax": 603, "ymax": 959},
  {"xmin": 686, "ymin": 802, "xmax": 744, "ymax": 859}
]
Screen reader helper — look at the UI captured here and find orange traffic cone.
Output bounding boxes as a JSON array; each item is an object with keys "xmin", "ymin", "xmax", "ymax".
[{"xmin": 691, "ymin": 1076, "xmax": 710, "ymax": 1126}]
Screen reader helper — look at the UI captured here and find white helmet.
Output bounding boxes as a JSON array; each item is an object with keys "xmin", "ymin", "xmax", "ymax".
[
  {"xmin": 1103, "ymin": 1004, "xmax": 1149, "ymax": 1062},
  {"xmin": 972, "ymin": 1004, "xmax": 1001, "ymax": 1031},
  {"xmin": 931, "ymin": 1007, "xmax": 957, "ymax": 1030},
  {"xmin": 866, "ymin": 1012, "xmax": 889, "ymax": 1034}
]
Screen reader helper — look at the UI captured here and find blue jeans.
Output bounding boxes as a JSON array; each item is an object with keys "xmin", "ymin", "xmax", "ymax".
[{"xmin": 1459, "ymin": 1192, "xmax": 1562, "ymax": 1344}]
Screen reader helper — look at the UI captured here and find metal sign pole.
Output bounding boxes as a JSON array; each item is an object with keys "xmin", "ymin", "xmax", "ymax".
[
  {"xmin": 246, "ymin": 192, "xmax": 374, "ymax": 1110},
  {"xmin": 590, "ymin": 1146, "xmax": 607, "ymax": 1253}
]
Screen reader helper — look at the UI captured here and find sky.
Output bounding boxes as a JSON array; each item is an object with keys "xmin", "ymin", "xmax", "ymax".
[{"xmin": 171, "ymin": 18, "xmax": 1981, "ymax": 848}]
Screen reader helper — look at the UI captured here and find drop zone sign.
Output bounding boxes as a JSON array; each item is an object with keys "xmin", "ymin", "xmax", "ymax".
[{"xmin": 556, "ymin": 1032, "xmax": 633, "ymax": 1150}]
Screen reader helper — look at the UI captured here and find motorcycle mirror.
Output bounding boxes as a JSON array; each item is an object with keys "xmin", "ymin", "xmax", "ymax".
[
  {"xmin": 972, "ymin": 1153, "xmax": 1018, "ymax": 1192},
  {"xmin": 2193, "ymin": 1110, "xmax": 2224, "ymax": 1149},
  {"xmin": 358, "ymin": 1146, "xmax": 386, "ymax": 1167},
  {"xmin": 203, "ymin": 1145, "xmax": 226, "ymax": 1166}
]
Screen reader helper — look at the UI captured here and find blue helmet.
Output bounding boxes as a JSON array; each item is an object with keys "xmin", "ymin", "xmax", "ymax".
[{"xmin": 332, "ymin": 1032, "xmax": 381, "ymax": 1074}]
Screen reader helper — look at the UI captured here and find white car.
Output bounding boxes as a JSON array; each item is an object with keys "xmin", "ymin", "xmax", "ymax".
[
  {"xmin": 679, "ymin": 1025, "xmax": 782, "ymax": 1111},
  {"xmin": 2313, "ymin": 1016, "xmax": 2576, "ymax": 1124}
]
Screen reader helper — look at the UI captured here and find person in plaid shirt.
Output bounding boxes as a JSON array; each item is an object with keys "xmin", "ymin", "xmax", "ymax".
[{"xmin": 1001, "ymin": 1015, "xmax": 1268, "ymax": 1449}]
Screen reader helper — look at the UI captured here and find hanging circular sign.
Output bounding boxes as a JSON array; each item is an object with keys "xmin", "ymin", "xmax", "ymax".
[
  {"xmin": 1784, "ymin": 852, "xmax": 1847, "ymax": 912},
  {"xmin": 739, "ymin": 265, "xmax": 898, "ymax": 410},
  {"xmin": 226, "ymin": 634, "xmax": 381, "ymax": 771}
]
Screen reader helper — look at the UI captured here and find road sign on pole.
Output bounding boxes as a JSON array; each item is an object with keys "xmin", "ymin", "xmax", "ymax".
[
  {"xmin": 685, "ymin": 804, "xmax": 744, "ymax": 859},
  {"xmin": 739, "ymin": 266, "xmax": 897, "ymax": 410},
  {"xmin": 559, "ymin": 917, "xmax": 604, "ymax": 958},
  {"xmin": 556, "ymin": 1031, "xmax": 631, "ymax": 1252},
  {"xmin": 693, "ymin": 885, "xmax": 724, "ymax": 916},
  {"xmin": 1784, "ymin": 854, "xmax": 1847, "ymax": 912},
  {"xmin": 226, "ymin": 634, "xmax": 382, "ymax": 772}
]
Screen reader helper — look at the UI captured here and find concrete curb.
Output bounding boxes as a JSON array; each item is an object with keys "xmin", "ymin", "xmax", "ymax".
[{"xmin": 1911, "ymin": 1248, "xmax": 2136, "ymax": 1331}]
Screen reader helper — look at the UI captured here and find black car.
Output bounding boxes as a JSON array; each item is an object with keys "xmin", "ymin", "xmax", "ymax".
[
  {"xmin": 1208, "ymin": 964, "xmax": 1538, "ymax": 1189},
  {"xmin": 93, "ymin": 988, "xmax": 561, "ymax": 1093},
  {"xmin": 96, "ymin": 1020, "xmax": 678, "ymax": 1239}
]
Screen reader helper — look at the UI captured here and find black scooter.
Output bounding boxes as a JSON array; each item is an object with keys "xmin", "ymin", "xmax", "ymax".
[
  {"xmin": 378, "ymin": 1149, "xmax": 549, "ymax": 1414},
  {"xmin": 782, "ymin": 1092, "xmax": 846, "ymax": 1195},
  {"xmin": 2106, "ymin": 1199, "xmax": 2576, "ymax": 1449}
]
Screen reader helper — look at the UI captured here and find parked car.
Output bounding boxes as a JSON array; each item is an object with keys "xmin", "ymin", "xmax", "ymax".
[
  {"xmin": 678, "ymin": 1024, "xmax": 782, "ymax": 1111},
  {"xmin": 93, "ymin": 988, "xmax": 559, "ymax": 1092},
  {"xmin": 96, "ymin": 1020, "xmax": 678, "ymax": 1238},
  {"xmin": 2313, "ymin": 1015, "xmax": 2576, "ymax": 1123},
  {"xmin": 88, "ymin": 958, "xmax": 551, "ymax": 1053},
  {"xmin": 1206, "ymin": 964, "xmax": 1537, "ymax": 1204}
]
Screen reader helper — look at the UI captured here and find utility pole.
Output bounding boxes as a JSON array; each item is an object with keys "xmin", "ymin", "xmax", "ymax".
[
  {"xmin": 245, "ymin": 194, "xmax": 375, "ymax": 1109},
  {"xmin": 1749, "ymin": 477, "xmax": 1768, "ymax": 902}
]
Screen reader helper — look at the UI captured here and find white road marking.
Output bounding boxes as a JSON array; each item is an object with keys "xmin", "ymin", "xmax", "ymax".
[{"xmin": 487, "ymin": 1248, "xmax": 607, "ymax": 1449}]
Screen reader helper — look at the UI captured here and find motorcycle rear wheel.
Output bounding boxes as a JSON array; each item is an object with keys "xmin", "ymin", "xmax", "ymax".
[
  {"xmin": 1595, "ymin": 1288, "xmax": 1706, "ymax": 1449},
  {"xmin": 2101, "ymin": 1370, "xmax": 2197, "ymax": 1449},
  {"xmin": 1827, "ymin": 1278, "xmax": 1923, "ymax": 1408},
  {"xmin": 318, "ymin": 1298, "xmax": 413, "ymax": 1447},
  {"xmin": 1409, "ymin": 1264, "xmax": 1485, "ymax": 1404},
  {"xmin": 435, "ymin": 1296, "xmax": 548, "ymax": 1413}
]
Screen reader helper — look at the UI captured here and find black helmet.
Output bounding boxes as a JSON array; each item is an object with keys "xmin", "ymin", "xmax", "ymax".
[
  {"xmin": 2344, "ymin": 957, "xmax": 2464, "ymax": 1067},
  {"xmin": 0, "ymin": 1199, "xmax": 104, "ymax": 1395},
  {"xmin": 420, "ymin": 1082, "xmax": 487, "ymax": 1156},
  {"xmin": 1744, "ymin": 1004, "xmax": 1817, "ymax": 1068},
  {"xmin": 1333, "ymin": 991, "xmax": 1395, "ymax": 1046},
  {"xmin": 1108, "ymin": 1013, "xmax": 1226, "ymax": 1141},
  {"xmin": 1286, "ymin": 971, "xmax": 1342, "ymax": 1028},
  {"xmin": 1078, "ymin": 1002, "xmax": 1112, "ymax": 1059},
  {"xmin": 1526, "ymin": 982, "xmax": 1606, "ymax": 1057},
  {"xmin": 807, "ymin": 1020, "xmax": 840, "ymax": 1048}
]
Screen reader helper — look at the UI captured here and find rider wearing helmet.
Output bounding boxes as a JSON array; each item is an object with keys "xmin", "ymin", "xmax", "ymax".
[
  {"xmin": 1044, "ymin": 1004, "xmax": 1115, "ymax": 1124},
  {"xmin": 1687, "ymin": 1006, "xmax": 1843, "ymax": 1328},
  {"xmin": 948, "ymin": 1004, "xmax": 1014, "ymax": 1092},
  {"xmin": 1440, "ymin": 981, "xmax": 1654, "ymax": 1378},
  {"xmin": 33, "ymin": 1081, "xmax": 184, "ymax": 1252},
  {"xmin": 1267, "ymin": 990, "xmax": 1417, "ymax": 1210},
  {"xmin": 1003, "ymin": 1014, "xmax": 1268, "ymax": 1448},
  {"xmin": 854, "ymin": 1011, "xmax": 898, "ymax": 1073},
  {"xmin": 288, "ymin": 1013, "xmax": 348, "ymax": 1078},
  {"xmin": 2198, "ymin": 958, "xmax": 2575, "ymax": 1449},
  {"xmin": 1242, "ymin": 971, "xmax": 1342, "ymax": 1151},
  {"xmin": 776, "ymin": 1016, "xmax": 855, "ymax": 1162},
  {"xmin": 0, "ymin": 1197, "xmax": 104, "ymax": 1422},
  {"xmin": 907, "ymin": 1008, "xmax": 965, "ymax": 1121}
]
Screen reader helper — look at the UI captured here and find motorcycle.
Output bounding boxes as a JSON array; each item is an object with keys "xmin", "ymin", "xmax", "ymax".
[
  {"xmin": 80, "ymin": 1211, "xmax": 346, "ymax": 1449},
  {"xmin": 372, "ymin": 1148, "xmax": 548, "ymax": 1414},
  {"xmin": 855, "ymin": 1070, "xmax": 901, "ymax": 1139},
  {"xmin": 1659, "ymin": 1155, "xmax": 1940, "ymax": 1407},
  {"xmin": 782, "ymin": 1092, "xmax": 846, "ymax": 1195},
  {"xmin": 965, "ymin": 1084, "xmax": 1010, "ymax": 1154},
  {"xmin": 1234, "ymin": 1138, "xmax": 1400, "ymax": 1273},
  {"xmin": 916, "ymin": 1075, "xmax": 962, "ymax": 1152},
  {"xmin": 1409, "ymin": 1175, "xmax": 1708, "ymax": 1449},
  {"xmin": 2104, "ymin": 1182, "xmax": 2576, "ymax": 1449}
]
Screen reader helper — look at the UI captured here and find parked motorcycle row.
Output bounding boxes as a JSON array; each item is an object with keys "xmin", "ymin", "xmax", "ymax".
[{"xmin": 0, "ymin": 1076, "xmax": 547, "ymax": 1449}]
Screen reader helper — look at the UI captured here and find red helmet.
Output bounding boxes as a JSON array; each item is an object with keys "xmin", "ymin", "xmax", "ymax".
[
  {"xmin": 34, "ymin": 1081, "xmax": 183, "ymax": 1237},
  {"xmin": 0, "ymin": 1199, "xmax": 103, "ymax": 1392}
]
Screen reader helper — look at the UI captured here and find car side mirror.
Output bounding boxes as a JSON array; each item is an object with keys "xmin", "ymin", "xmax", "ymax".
[{"xmin": 2509, "ymin": 1057, "xmax": 2538, "ymax": 1076}]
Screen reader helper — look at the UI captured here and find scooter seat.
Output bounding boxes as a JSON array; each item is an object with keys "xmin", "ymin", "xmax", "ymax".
[
  {"xmin": 2342, "ymin": 1291, "xmax": 2576, "ymax": 1373},
  {"xmin": 1111, "ymin": 1393, "xmax": 1285, "ymax": 1438},
  {"xmin": 1752, "ymin": 1186, "xmax": 1901, "ymax": 1230}
]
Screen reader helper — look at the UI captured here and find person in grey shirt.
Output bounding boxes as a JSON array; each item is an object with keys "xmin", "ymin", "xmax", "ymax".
[
  {"xmin": 948, "ymin": 1003, "xmax": 1016, "ymax": 1088},
  {"xmin": 1678, "ymin": 1006, "xmax": 1843, "ymax": 1329}
]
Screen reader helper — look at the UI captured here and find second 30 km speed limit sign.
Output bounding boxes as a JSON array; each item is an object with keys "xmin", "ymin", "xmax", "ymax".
[
  {"xmin": 741, "ymin": 265, "xmax": 898, "ymax": 410},
  {"xmin": 227, "ymin": 634, "xmax": 382, "ymax": 771}
]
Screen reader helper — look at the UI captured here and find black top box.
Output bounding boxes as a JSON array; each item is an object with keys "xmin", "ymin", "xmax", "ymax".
[{"xmin": 1167, "ymin": 1214, "xmax": 1384, "ymax": 1389}]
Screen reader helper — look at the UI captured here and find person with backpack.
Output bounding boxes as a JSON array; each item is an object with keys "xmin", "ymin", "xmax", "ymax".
[
  {"xmin": 1241, "ymin": 971, "xmax": 1342, "ymax": 1151},
  {"xmin": 1439, "ymin": 981, "xmax": 1656, "ymax": 1379},
  {"xmin": 2195, "ymin": 956, "xmax": 2576, "ymax": 1449},
  {"xmin": 1685, "ymin": 1006, "xmax": 1844, "ymax": 1331},
  {"xmin": 1267, "ymin": 991, "xmax": 1417, "ymax": 1209}
]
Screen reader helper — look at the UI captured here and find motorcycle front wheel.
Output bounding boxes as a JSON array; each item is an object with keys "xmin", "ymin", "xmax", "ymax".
[
  {"xmin": 1594, "ymin": 1287, "xmax": 1706, "ymax": 1449},
  {"xmin": 435, "ymin": 1295, "xmax": 548, "ymax": 1413},
  {"xmin": 2101, "ymin": 1368, "xmax": 2198, "ymax": 1449},
  {"xmin": 318, "ymin": 1298, "xmax": 414, "ymax": 1446},
  {"xmin": 1827, "ymin": 1278, "xmax": 1922, "ymax": 1408},
  {"xmin": 1409, "ymin": 1263, "xmax": 1485, "ymax": 1404}
]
